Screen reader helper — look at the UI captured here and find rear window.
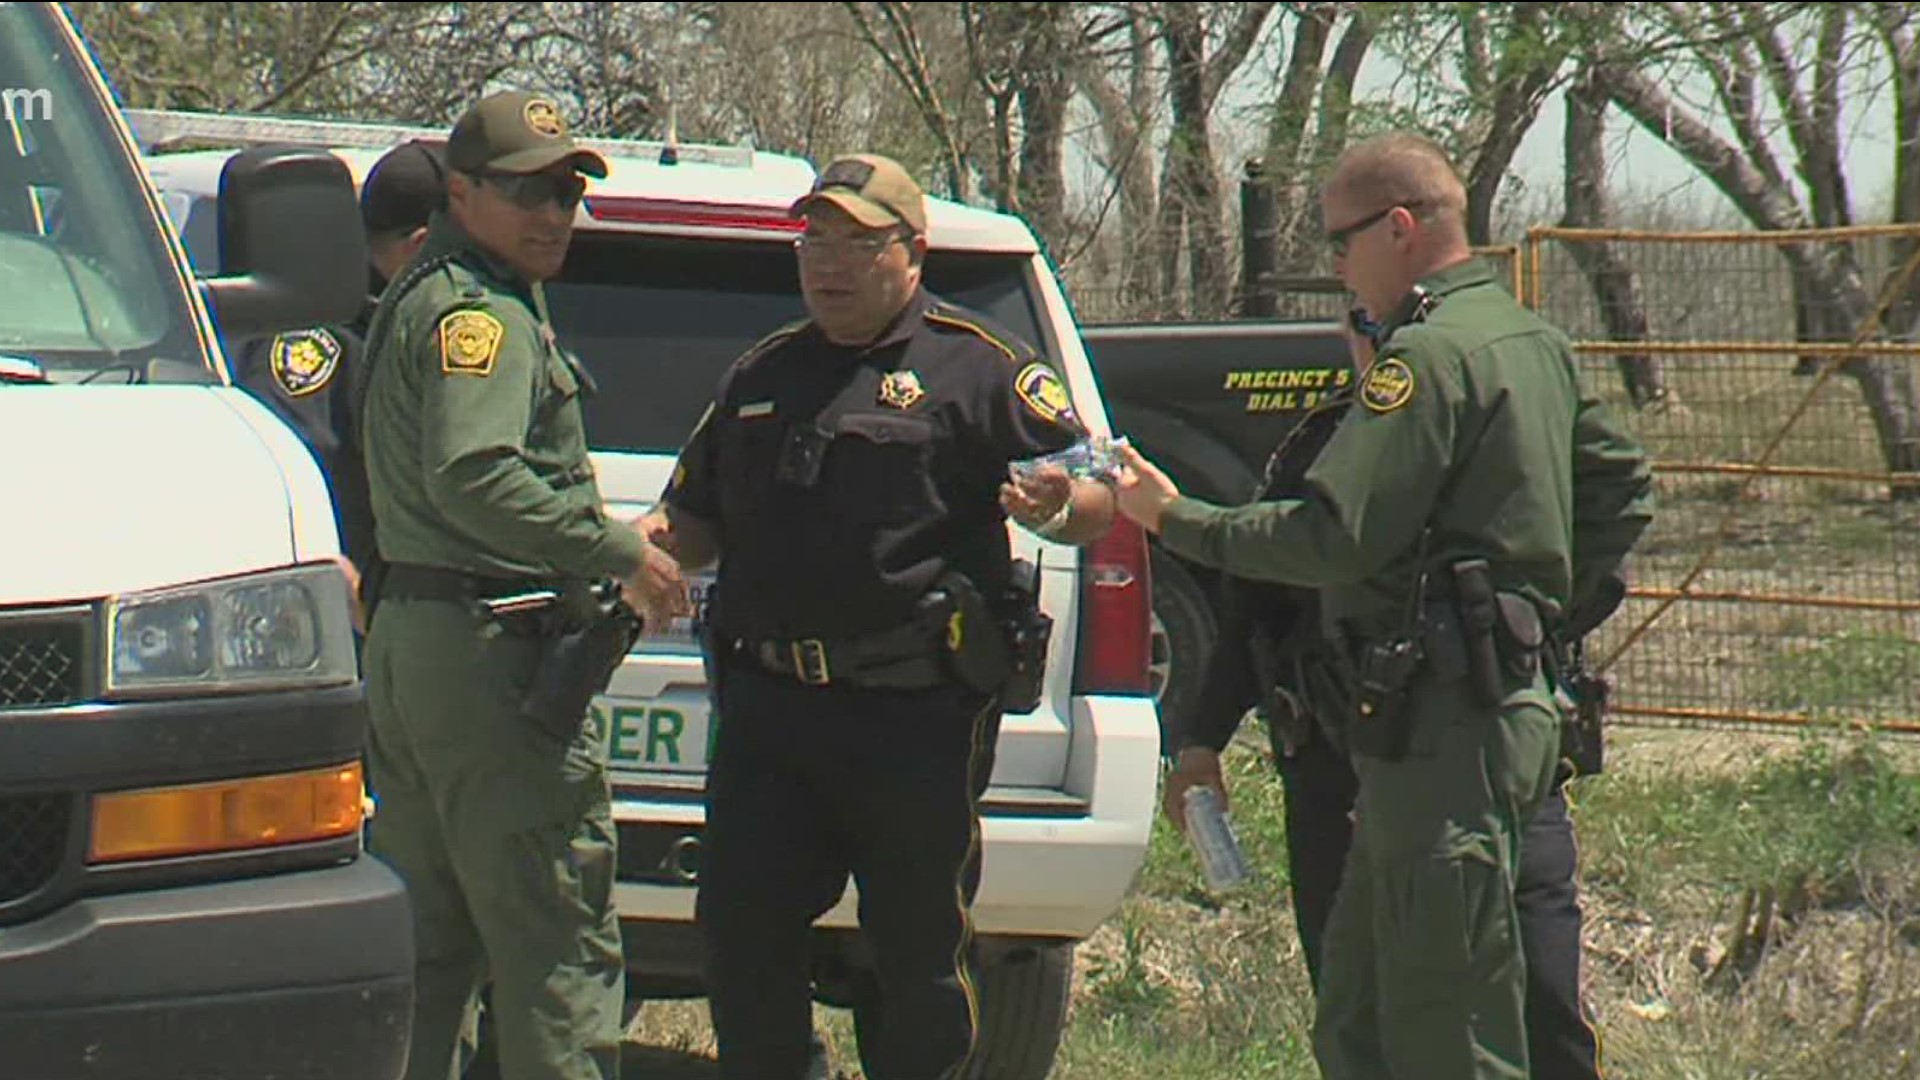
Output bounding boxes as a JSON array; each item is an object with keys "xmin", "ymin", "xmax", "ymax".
[{"xmin": 544, "ymin": 230, "xmax": 1051, "ymax": 454}]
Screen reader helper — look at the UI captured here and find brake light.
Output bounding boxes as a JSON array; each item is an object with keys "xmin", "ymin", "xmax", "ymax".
[
  {"xmin": 1074, "ymin": 518, "xmax": 1154, "ymax": 695},
  {"xmin": 585, "ymin": 196, "xmax": 805, "ymax": 233}
]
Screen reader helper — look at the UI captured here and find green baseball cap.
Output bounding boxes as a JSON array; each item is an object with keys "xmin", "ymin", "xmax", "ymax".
[
  {"xmin": 447, "ymin": 90, "xmax": 608, "ymax": 178},
  {"xmin": 790, "ymin": 153, "xmax": 927, "ymax": 235}
]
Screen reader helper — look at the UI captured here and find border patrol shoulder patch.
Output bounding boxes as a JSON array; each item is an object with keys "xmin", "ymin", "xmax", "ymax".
[
  {"xmin": 439, "ymin": 309, "xmax": 505, "ymax": 377},
  {"xmin": 268, "ymin": 327, "xmax": 342, "ymax": 398},
  {"xmin": 1013, "ymin": 360, "xmax": 1077, "ymax": 425},
  {"xmin": 1360, "ymin": 355, "xmax": 1415, "ymax": 414}
]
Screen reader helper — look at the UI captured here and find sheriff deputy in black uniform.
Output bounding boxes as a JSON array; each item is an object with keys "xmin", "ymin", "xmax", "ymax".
[
  {"xmin": 642, "ymin": 153, "xmax": 1118, "ymax": 1080},
  {"xmin": 231, "ymin": 137, "xmax": 448, "ymax": 621},
  {"xmin": 1162, "ymin": 311, "xmax": 1611, "ymax": 1080}
]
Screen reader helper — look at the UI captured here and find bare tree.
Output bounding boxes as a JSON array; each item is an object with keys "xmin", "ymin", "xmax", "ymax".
[
  {"xmin": 840, "ymin": 1, "xmax": 983, "ymax": 201},
  {"xmin": 1261, "ymin": 2, "xmax": 1376, "ymax": 274},
  {"xmin": 1150, "ymin": 1, "xmax": 1279, "ymax": 318},
  {"xmin": 1592, "ymin": 3, "xmax": 1920, "ymax": 492},
  {"xmin": 1559, "ymin": 64, "xmax": 1668, "ymax": 409},
  {"xmin": 1074, "ymin": 7, "xmax": 1163, "ymax": 316}
]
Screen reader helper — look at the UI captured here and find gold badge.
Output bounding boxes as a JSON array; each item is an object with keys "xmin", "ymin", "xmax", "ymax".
[
  {"xmin": 878, "ymin": 370, "xmax": 925, "ymax": 409},
  {"xmin": 440, "ymin": 310, "xmax": 505, "ymax": 377},
  {"xmin": 1013, "ymin": 361, "xmax": 1076, "ymax": 424},
  {"xmin": 524, "ymin": 98, "xmax": 565, "ymax": 138},
  {"xmin": 1361, "ymin": 357, "xmax": 1415, "ymax": 414},
  {"xmin": 268, "ymin": 327, "xmax": 341, "ymax": 398}
]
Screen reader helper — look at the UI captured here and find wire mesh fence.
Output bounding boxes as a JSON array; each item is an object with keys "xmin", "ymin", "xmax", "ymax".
[
  {"xmin": 1060, "ymin": 223, "xmax": 1920, "ymax": 735},
  {"xmin": 1524, "ymin": 224, "xmax": 1920, "ymax": 735}
]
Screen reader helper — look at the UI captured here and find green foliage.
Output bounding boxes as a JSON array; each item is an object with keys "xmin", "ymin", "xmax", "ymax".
[
  {"xmin": 1760, "ymin": 632, "xmax": 1920, "ymax": 722},
  {"xmin": 1576, "ymin": 731, "xmax": 1920, "ymax": 913}
]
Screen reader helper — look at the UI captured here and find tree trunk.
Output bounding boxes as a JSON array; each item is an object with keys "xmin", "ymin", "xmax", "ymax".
[
  {"xmin": 1873, "ymin": 3, "xmax": 1920, "ymax": 336},
  {"xmin": 1013, "ymin": 10, "xmax": 1070, "ymax": 258},
  {"xmin": 1072, "ymin": 13, "xmax": 1159, "ymax": 317},
  {"xmin": 1597, "ymin": 59, "xmax": 1920, "ymax": 496},
  {"xmin": 1160, "ymin": 3, "xmax": 1225, "ymax": 318},
  {"xmin": 1462, "ymin": 3, "xmax": 1561, "ymax": 246},
  {"xmin": 1561, "ymin": 70, "xmax": 1666, "ymax": 409}
]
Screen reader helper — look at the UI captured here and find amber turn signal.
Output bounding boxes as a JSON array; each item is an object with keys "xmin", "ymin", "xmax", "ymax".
[{"xmin": 89, "ymin": 762, "xmax": 365, "ymax": 863}]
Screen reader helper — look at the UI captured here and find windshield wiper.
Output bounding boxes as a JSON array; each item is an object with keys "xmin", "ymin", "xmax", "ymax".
[
  {"xmin": 0, "ymin": 354, "xmax": 49, "ymax": 385},
  {"xmin": 76, "ymin": 363, "xmax": 143, "ymax": 385}
]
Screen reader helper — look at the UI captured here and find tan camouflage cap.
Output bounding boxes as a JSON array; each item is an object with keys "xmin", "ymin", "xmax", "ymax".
[
  {"xmin": 790, "ymin": 153, "xmax": 927, "ymax": 235},
  {"xmin": 447, "ymin": 90, "xmax": 608, "ymax": 178}
]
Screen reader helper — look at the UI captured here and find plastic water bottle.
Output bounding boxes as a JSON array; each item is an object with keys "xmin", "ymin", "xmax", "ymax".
[
  {"xmin": 1009, "ymin": 435, "xmax": 1130, "ymax": 484},
  {"xmin": 1182, "ymin": 785, "xmax": 1250, "ymax": 891}
]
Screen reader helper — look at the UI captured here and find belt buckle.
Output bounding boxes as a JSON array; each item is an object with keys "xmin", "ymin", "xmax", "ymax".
[{"xmin": 790, "ymin": 639, "xmax": 831, "ymax": 686}]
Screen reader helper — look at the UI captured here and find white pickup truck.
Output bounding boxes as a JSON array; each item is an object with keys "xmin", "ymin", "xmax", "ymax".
[{"xmin": 135, "ymin": 108, "xmax": 1163, "ymax": 1078}]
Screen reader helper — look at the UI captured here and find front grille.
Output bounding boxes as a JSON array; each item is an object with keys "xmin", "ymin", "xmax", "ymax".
[
  {"xmin": 0, "ymin": 609, "xmax": 89, "ymax": 708},
  {"xmin": 0, "ymin": 794, "xmax": 70, "ymax": 905}
]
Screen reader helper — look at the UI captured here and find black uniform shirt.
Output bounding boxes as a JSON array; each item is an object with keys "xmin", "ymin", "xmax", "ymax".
[
  {"xmin": 663, "ymin": 287, "xmax": 1087, "ymax": 641},
  {"xmin": 1185, "ymin": 389, "xmax": 1353, "ymax": 752},
  {"xmin": 231, "ymin": 293, "xmax": 379, "ymax": 576}
]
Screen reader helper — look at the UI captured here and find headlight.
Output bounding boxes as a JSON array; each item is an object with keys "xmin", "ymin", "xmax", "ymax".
[{"xmin": 104, "ymin": 563, "xmax": 358, "ymax": 697}]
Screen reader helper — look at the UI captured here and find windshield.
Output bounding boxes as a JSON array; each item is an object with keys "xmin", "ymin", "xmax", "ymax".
[
  {"xmin": 546, "ymin": 231, "xmax": 1054, "ymax": 453},
  {"xmin": 0, "ymin": 3, "xmax": 208, "ymax": 385}
]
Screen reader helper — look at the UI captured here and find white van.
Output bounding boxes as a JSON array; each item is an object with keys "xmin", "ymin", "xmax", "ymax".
[
  {"xmin": 137, "ymin": 107, "xmax": 1162, "ymax": 1078},
  {"xmin": 0, "ymin": 6, "xmax": 411, "ymax": 1079}
]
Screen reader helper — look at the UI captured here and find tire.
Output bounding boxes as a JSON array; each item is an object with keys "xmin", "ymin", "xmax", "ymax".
[
  {"xmin": 962, "ymin": 943, "xmax": 1074, "ymax": 1080},
  {"xmin": 1147, "ymin": 543, "xmax": 1218, "ymax": 757}
]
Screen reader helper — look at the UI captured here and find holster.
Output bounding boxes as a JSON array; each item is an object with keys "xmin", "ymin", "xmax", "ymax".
[
  {"xmin": 1448, "ymin": 558, "xmax": 1545, "ymax": 707},
  {"xmin": 996, "ymin": 558, "xmax": 1053, "ymax": 714},
  {"xmin": 1548, "ymin": 636, "xmax": 1609, "ymax": 776},
  {"xmin": 1345, "ymin": 634, "xmax": 1422, "ymax": 760},
  {"xmin": 1250, "ymin": 624, "xmax": 1312, "ymax": 757},
  {"xmin": 519, "ymin": 582, "xmax": 644, "ymax": 743},
  {"xmin": 923, "ymin": 571, "xmax": 1015, "ymax": 699}
]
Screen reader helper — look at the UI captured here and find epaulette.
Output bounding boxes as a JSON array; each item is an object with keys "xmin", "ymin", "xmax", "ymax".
[
  {"xmin": 923, "ymin": 302, "xmax": 1022, "ymax": 364},
  {"xmin": 733, "ymin": 318, "xmax": 810, "ymax": 371}
]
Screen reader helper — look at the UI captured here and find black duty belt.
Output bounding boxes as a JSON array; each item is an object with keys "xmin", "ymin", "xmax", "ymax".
[
  {"xmin": 726, "ymin": 621, "xmax": 949, "ymax": 691},
  {"xmin": 379, "ymin": 562, "xmax": 575, "ymax": 606}
]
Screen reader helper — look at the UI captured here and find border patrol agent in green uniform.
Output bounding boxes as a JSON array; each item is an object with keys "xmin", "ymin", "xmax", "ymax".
[
  {"xmin": 1115, "ymin": 132, "xmax": 1653, "ymax": 1080},
  {"xmin": 355, "ymin": 90, "xmax": 691, "ymax": 1080}
]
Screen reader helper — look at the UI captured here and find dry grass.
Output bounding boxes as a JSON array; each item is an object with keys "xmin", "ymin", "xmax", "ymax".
[{"xmin": 611, "ymin": 726, "xmax": 1920, "ymax": 1080}]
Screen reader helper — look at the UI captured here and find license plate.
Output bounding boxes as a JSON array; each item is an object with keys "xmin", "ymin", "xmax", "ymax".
[{"xmin": 598, "ymin": 687, "xmax": 715, "ymax": 774}]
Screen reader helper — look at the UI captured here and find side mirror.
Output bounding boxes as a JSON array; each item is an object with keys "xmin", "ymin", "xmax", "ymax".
[{"xmin": 202, "ymin": 144, "xmax": 366, "ymax": 340}]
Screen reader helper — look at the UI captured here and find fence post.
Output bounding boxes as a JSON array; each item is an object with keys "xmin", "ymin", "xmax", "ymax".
[{"xmin": 1239, "ymin": 157, "xmax": 1277, "ymax": 319}]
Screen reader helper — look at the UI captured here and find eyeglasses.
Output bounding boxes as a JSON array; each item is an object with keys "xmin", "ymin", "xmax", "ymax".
[
  {"xmin": 476, "ymin": 170, "xmax": 587, "ymax": 212},
  {"xmin": 1325, "ymin": 202, "xmax": 1424, "ymax": 255},
  {"xmin": 794, "ymin": 230, "xmax": 906, "ymax": 261}
]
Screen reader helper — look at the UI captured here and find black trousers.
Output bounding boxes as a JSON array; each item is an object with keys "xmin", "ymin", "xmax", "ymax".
[
  {"xmin": 1276, "ymin": 731, "xmax": 1606, "ymax": 1080},
  {"xmin": 697, "ymin": 652, "xmax": 1001, "ymax": 1080}
]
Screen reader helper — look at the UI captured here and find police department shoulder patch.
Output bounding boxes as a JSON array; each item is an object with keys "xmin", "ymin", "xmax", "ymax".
[
  {"xmin": 268, "ymin": 327, "xmax": 342, "ymax": 398},
  {"xmin": 1013, "ymin": 361, "xmax": 1077, "ymax": 425},
  {"xmin": 439, "ymin": 309, "xmax": 505, "ymax": 377},
  {"xmin": 1360, "ymin": 356, "xmax": 1415, "ymax": 414}
]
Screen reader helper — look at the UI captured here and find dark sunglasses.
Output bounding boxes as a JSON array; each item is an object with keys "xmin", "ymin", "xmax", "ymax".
[
  {"xmin": 1325, "ymin": 205, "xmax": 1397, "ymax": 255},
  {"xmin": 477, "ymin": 170, "xmax": 587, "ymax": 212}
]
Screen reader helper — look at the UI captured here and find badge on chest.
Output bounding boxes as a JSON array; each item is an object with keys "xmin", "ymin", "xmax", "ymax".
[{"xmin": 878, "ymin": 370, "xmax": 925, "ymax": 409}]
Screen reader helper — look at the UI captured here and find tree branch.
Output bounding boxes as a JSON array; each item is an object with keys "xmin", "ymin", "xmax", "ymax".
[{"xmin": 1203, "ymin": 0, "xmax": 1279, "ymax": 109}]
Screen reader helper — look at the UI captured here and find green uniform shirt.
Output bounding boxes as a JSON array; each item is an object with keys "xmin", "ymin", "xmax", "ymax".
[
  {"xmin": 1158, "ymin": 256, "xmax": 1653, "ymax": 639},
  {"xmin": 358, "ymin": 211, "xmax": 646, "ymax": 582}
]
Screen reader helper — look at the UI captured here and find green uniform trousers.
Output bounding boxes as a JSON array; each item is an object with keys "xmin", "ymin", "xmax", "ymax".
[
  {"xmin": 1314, "ymin": 668, "xmax": 1562, "ymax": 1080},
  {"xmin": 363, "ymin": 595, "xmax": 625, "ymax": 1080}
]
